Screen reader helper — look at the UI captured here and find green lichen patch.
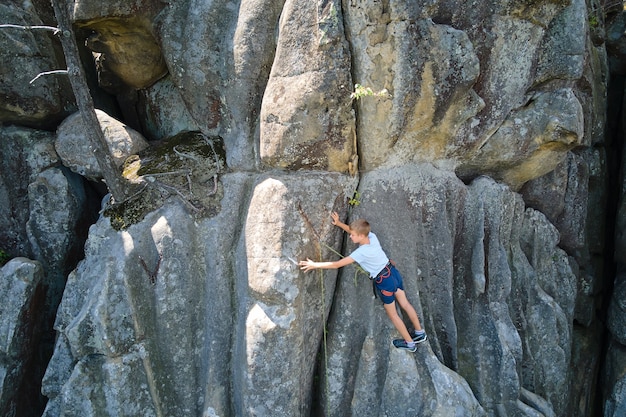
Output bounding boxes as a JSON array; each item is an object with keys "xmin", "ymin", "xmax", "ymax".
[
  {"xmin": 105, "ymin": 186, "xmax": 164, "ymax": 231},
  {"xmin": 105, "ymin": 131, "xmax": 227, "ymax": 230}
]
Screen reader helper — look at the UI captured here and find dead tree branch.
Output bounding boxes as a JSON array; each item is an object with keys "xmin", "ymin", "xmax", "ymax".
[
  {"xmin": 29, "ymin": 69, "xmax": 68, "ymax": 84},
  {"xmin": 0, "ymin": 23, "xmax": 60, "ymax": 34},
  {"xmin": 50, "ymin": 0, "xmax": 136, "ymax": 203}
]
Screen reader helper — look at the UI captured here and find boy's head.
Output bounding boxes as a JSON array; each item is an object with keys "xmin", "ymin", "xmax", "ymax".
[{"xmin": 349, "ymin": 219, "xmax": 370, "ymax": 237}]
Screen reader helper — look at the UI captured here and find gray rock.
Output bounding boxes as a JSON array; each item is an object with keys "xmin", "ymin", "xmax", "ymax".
[
  {"xmin": 70, "ymin": 0, "xmax": 167, "ymax": 90},
  {"xmin": 0, "ymin": 258, "xmax": 45, "ymax": 417},
  {"xmin": 520, "ymin": 152, "xmax": 589, "ymax": 254},
  {"xmin": 0, "ymin": 1, "xmax": 74, "ymax": 128},
  {"xmin": 602, "ymin": 338, "xmax": 626, "ymax": 417},
  {"xmin": 608, "ymin": 273, "xmax": 626, "ymax": 345},
  {"xmin": 0, "ymin": 125, "xmax": 59, "ymax": 259},
  {"xmin": 259, "ymin": 0, "xmax": 355, "ymax": 172},
  {"xmin": 457, "ymin": 89, "xmax": 585, "ymax": 190},
  {"xmin": 535, "ymin": 0, "xmax": 587, "ymax": 83},
  {"xmin": 26, "ymin": 166, "xmax": 93, "ymax": 316},
  {"xmin": 344, "ymin": 10, "xmax": 482, "ymax": 170},
  {"xmin": 607, "ymin": 11, "xmax": 626, "ymax": 75},
  {"xmin": 0, "ymin": 0, "xmax": 617, "ymax": 416},
  {"xmin": 55, "ymin": 109, "xmax": 150, "ymax": 181},
  {"xmin": 158, "ymin": 0, "xmax": 283, "ymax": 170},
  {"xmin": 137, "ymin": 75, "xmax": 200, "ymax": 140},
  {"xmin": 42, "ymin": 171, "xmax": 357, "ymax": 417},
  {"xmin": 320, "ymin": 167, "xmax": 575, "ymax": 416}
]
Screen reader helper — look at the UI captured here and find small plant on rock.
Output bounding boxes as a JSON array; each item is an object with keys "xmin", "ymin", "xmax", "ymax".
[
  {"xmin": 348, "ymin": 191, "xmax": 361, "ymax": 206},
  {"xmin": 350, "ymin": 83, "xmax": 392, "ymax": 101}
]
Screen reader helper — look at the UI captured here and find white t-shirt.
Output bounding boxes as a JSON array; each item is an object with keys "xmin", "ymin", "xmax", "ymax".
[{"xmin": 349, "ymin": 232, "xmax": 389, "ymax": 278}]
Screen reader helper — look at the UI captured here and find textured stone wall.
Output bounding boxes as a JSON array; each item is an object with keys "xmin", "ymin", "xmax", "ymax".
[{"xmin": 0, "ymin": 0, "xmax": 623, "ymax": 416}]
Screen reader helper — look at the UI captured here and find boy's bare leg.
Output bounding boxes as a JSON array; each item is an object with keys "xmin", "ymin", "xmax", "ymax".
[
  {"xmin": 394, "ymin": 289, "xmax": 423, "ymax": 332},
  {"xmin": 383, "ymin": 302, "xmax": 413, "ymax": 342}
]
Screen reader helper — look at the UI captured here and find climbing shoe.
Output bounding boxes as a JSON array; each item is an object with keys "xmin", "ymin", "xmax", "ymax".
[
  {"xmin": 393, "ymin": 339, "xmax": 417, "ymax": 352},
  {"xmin": 412, "ymin": 330, "xmax": 428, "ymax": 344}
]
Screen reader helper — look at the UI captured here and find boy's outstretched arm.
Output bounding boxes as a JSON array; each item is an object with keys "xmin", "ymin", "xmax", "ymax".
[
  {"xmin": 331, "ymin": 211, "xmax": 351, "ymax": 233},
  {"xmin": 299, "ymin": 256, "xmax": 354, "ymax": 272}
]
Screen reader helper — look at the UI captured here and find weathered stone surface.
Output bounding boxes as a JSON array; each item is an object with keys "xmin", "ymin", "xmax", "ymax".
[
  {"xmin": 608, "ymin": 273, "xmax": 626, "ymax": 345},
  {"xmin": 0, "ymin": 1, "xmax": 74, "ymax": 128},
  {"xmin": 137, "ymin": 75, "xmax": 200, "ymax": 140},
  {"xmin": 317, "ymin": 167, "xmax": 577, "ymax": 416},
  {"xmin": 323, "ymin": 166, "xmax": 481, "ymax": 416},
  {"xmin": 42, "ymin": 171, "xmax": 357, "ymax": 417},
  {"xmin": 520, "ymin": 152, "xmax": 589, "ymax": 254},
  {"xmin": 82, "ymin": 17, "xmax": 167, "ymax": 90},
  {"xmin": 26, "ymin": 166, "xmax": 97, "ymax": 315},
  {"xmin": 535, "ymin": 0, "xmax": 587, "ymax": 84},
  {"xmin": 607, "ymin": 11, "xmax": 626, "ymax": 75},
  {"xmin": 158, "ymin": 0, "xmax": 284, "ymax": 170},
  {"xmin": 0, "ymin": 258, "xmax": 45, "ymax": 417},
  {"xmin": 232, "ymin": 172, "xmax": 356, "ymax": 416},
  {"xmin": 0, "ymin": 0, "xmax": 619, "ymax": 416},
  {"xmin": 519, "ymin": 149, "xmax": 600, "ymax": 336},
  {"xmin": 55, "ymin": 109, "xmax": 150, "ymax": 181},
  {"xmin": 0, "ymin": 126, "xmax": 59, "ymax": 259},
  {"xmin": 260, "ymin": 0, "xmax": 355, "ymax": 172},
  {"xmin": 456, "ymin": 88, "xmax": 585, "ymax": 190},
  {"xmin": 70, "ymin": 0, "xmax": 167, "ymax": 89},
  {"xmin": 602, "ymin": 338, "xmax": 626, "ymax": 417},
  {"xmin": 107, "ymin": 131, "xmax": 226, "ymax": 230},
  {"xmin": 344, "ymin": 8, "xmax": 482, "ymax": 169},
  {"xmin": 42, "ymin": 191, "xmax": 242, "ymax": 417}
]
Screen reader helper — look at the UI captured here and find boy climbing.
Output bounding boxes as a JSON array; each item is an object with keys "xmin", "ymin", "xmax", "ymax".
[{"xmin": 299, "ymin": 212, "xmax": 427, "ymax": 352}]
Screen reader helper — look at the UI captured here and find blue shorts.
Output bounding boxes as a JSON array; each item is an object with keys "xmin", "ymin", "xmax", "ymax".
[{"xmin": 374, "ymin": 264, "xmax": 404, "ymax": 304}]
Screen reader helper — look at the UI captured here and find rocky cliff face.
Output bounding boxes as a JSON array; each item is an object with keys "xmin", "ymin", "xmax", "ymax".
[{"xmin": 0, "ymin": 0, "xmax": 624, "ymax": 416}]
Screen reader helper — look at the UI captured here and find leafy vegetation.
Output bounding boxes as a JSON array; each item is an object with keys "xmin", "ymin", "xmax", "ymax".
[
  {"xmin": 0, "ymin": 249, "xmax": 10, "ymax": 267},
  {"xmin": 347, "ymin": 191, "xmax": 361, "ymax": 206},
  {"xmin": 350, "ymin": 83, "xmax": 392, "ymax": 101}
]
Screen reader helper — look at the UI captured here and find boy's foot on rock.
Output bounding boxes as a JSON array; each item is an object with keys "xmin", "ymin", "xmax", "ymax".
[
  {"xmin": 392, "ymin": 339, "xmax": 417, "ymax": 352},
  {"xmin": 412, "ymin": 330, "xmax": 427, "ymax": 344}
]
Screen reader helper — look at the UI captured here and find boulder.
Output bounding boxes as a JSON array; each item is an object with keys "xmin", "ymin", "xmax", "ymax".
[
  {"xmin": 259, "ymin": 0, "xmax": 355, "ymax": 172},
  {"xmin": 520, "ymin": 151, "xmax": 589, "ymax": 254},
  {"xmin": 55, "ymin": 109, "xmax": 150, "ymax": 181},
  {"xmin": 535, "ymin": 0, "xmax": 587, "ymax": 83},
  {"xmin": 344, "ymin": 8, "xmax": 482, "ymax": 169},
  {"xmin": 137, "ymin": 75, "xmax": 200, "ymax": 140},
  {"xmin": 456, "ymin": 88, "xmax": 585, "ymax": 190},
  {"xmin": 27, "ymin": 166, "xmax": 98, "ymax": 316},
  {"xmin": 0, "ymin": 126, "xmax": 59, "ymax": 259},
  {"xmin": 82, "ymin": 17, "xmax": 167, "ymax": 90},
  {"xmin": 68, "ymin": 0, "xmax": 167, "ymax": 90},
  {"xmin": 0, "ymin": 258, "xmax": 46, "ymax": 417}
]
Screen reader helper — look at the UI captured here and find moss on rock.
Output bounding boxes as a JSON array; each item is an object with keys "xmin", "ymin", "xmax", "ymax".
[{"xmin": 105, "ymin": 131, "xmax": 226, "ymax": 230}]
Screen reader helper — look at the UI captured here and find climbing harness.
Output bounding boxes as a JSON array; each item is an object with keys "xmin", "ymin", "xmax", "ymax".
[
  {"xmin": 374, "ymin": 262, "xmax": 392, "ymax": 283},
  {"xmin": 372, "ymin": 261, "xmax": 394, "ymax": 299}
]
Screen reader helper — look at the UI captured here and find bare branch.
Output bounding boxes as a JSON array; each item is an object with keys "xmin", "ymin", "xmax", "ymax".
[
  {"xmin": 51, "ymin": 0, "xmax": 136, "ymax": 202},
  {"xmin": 29, "ymin": 69, "xmax": 68, "ymax": 84},
  {"xmin": 0, "ymin": 24, "xmax": 61, "ymax": 34}
]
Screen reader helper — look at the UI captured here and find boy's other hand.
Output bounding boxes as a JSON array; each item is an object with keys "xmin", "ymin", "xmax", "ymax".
[
  {"xmin": 299, "ymin": 258, "xmax": 317, "ymax": 272},
  {"xmin": 331, "ymin": 211, "xmax": 340, "ymax": 225}
]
